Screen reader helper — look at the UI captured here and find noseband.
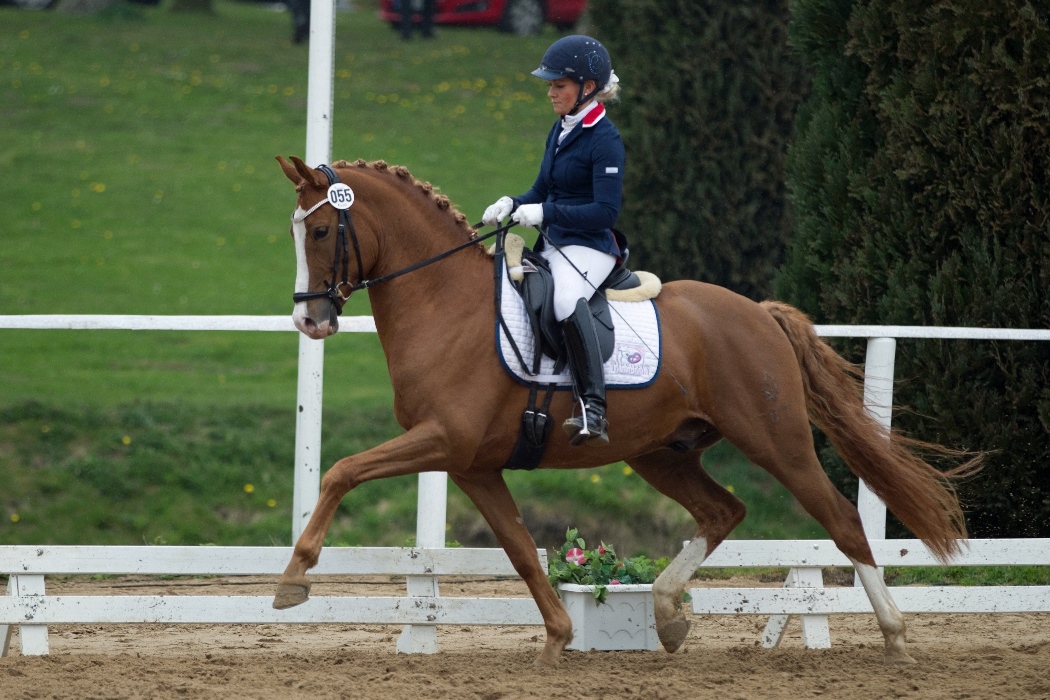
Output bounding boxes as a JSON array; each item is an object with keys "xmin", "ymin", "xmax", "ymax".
[
  {"xmin": 291, "ymin": 163, "xmax": 514, "ymax": 313},
  {"xmin": 291, "ymin": 164, "xmax": 365, "ymax": 314}
]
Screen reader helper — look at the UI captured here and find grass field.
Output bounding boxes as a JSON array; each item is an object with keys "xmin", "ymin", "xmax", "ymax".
[{"xmin": 1, "ymin": 0, "xmax": 559, "ymax": 409}]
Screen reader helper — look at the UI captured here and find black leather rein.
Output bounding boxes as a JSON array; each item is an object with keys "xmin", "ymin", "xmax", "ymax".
[{"xmin": 291, "ymin": 163, "xmax": 509, "ymax": 314}]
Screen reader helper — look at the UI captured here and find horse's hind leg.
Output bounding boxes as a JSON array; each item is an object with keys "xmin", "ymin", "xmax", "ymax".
[
  {"xmin": 718, "ymin": 404, "xmax": 914, "ymax": 662},
  {"xmin": 626, "ymin": 449, "xmax": 746, "ymax": 653},
  {"xmin": 766, "ymin": 456, "xmax": 913, "ymax": 662}
]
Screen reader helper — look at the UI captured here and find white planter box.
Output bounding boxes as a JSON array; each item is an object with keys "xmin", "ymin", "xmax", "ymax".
[{"xmin": 558, "ymin": 583, "xmax": 658, "ymax": 651}]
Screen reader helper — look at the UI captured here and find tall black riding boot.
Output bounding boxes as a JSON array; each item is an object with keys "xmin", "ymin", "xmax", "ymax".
[{"xmin": 561, "ymin": 298, "xmax": 609, "ymax": 446}]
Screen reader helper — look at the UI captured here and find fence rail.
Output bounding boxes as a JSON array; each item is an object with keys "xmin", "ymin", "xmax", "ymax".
[{"xmin": 1, "ymin": 546, "xmax": 547, "ymax": 656}]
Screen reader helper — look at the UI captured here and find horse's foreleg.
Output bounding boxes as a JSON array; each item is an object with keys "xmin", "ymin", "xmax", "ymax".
[
  {"xmin": 274, "ymin": 421, "xmax": 459, "ymax": 610},
  {"xmin": 627, "ymin": 450, "xmax": 746, "ymax": 653},
  {"xmin": 449, "ymin": 470, "xmax": 574, "ymax": 667}
]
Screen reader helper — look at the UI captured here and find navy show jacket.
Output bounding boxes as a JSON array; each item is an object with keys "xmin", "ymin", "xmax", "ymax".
[{"xmin": 512, "ymin": 103, "xmax": 625, "ymax": 257}]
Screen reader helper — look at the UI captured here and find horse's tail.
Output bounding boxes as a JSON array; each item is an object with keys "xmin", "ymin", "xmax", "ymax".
[{"xmin": 760, "ymin": 300, "xmax": 981, "ymax": 562}]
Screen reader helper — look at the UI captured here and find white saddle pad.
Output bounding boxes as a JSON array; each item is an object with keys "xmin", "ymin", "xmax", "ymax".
[{"xmin": 496, "ymin": 261, "xmax": 661, "ymax": 388}]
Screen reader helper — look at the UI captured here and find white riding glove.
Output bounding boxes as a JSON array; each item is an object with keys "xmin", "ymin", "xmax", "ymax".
[
  {"xmin": 511, "ymin": 203, "xmax": 545, "ymax": 227},
  {"xmin": 482, "ymin": 196, "xmax": 514, "ymax": 226}
]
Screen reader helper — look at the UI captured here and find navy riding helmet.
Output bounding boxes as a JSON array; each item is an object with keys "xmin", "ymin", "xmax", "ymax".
[{"xmin": 531, "ymin": 35, "xmax": 612, "ymax": 113}]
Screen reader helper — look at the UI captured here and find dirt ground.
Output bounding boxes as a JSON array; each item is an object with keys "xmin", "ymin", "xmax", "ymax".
[{"xmin": 2, "ymin": 575, "xmax": 1048, "ymax": 700}]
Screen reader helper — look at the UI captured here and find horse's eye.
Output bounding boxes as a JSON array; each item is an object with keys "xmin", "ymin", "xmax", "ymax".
[{"xmin": 313, "ymin": 227, "xmax": 329, "ymax": 241}]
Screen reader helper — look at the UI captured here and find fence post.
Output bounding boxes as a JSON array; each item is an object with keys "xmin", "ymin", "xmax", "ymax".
[
  {"xmin": 292, "ymin": 336, "xmax": 325, "ymax": 543},
  {"xmin": 397, "ymin": 471, "xmax": 448, "ymax": 654},
  {"xmin": 305, "ymin": 0, "xmax": 336, "ymax": 166},
  {"xmin": 857, "ymin": 337, "xmax": 896, "ymax": 585},
  {"xmin": 859, "ymin": 338, "xmax": 895, "ymax": 539},
  {"xmin": 292, "ymin": 0, "xmax": 336, "ymax": 543}
]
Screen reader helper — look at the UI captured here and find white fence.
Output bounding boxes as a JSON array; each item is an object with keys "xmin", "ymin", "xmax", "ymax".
[
  {"xmin": 1, "ymin": 545, "xmax": 546, "ymax": 658},
  {"xmin": 2, "ymin": 314, "xmax": 1049, "ymax": 657}
]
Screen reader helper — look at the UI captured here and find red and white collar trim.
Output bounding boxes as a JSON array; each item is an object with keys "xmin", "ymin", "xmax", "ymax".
[
  {"xmin": 562, "ymin": 101, "xmax": 605, "ymax": 131},
  {"xmin": 582, "ymin": 102, "xmax": 605, "ymax": 127}
]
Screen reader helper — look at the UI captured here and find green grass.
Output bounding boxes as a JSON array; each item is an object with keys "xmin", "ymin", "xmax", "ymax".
[
  {"xmin": 1, "ymin": 0, "xmax": 555, "ymax": 409},
  {"xmin": 0, "ymin": 399, "xmax": 825, "ymax": 554}
]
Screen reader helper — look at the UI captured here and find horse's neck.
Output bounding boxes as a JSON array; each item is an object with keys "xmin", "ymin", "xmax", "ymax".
[{"xmin": 366, "ymin": 216, "xmax": 494, "ymax": 355}]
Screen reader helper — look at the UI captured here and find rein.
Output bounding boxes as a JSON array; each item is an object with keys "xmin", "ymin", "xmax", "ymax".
[{"xmin": 291, "ymin": 163, "xmax": 511, "ymax": 313}]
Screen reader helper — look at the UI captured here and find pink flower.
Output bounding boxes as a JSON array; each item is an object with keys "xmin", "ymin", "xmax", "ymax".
[
  {"xmin": 565, "ymin": 548, "xmax": 587, "ymax": 565},
  {"xmin": 610, "ymin": 579, "xmax": 621, "ymax": 585},
  {"xmin": 598, "ymin": 545, "xmax": 607, "ymax": 555}
]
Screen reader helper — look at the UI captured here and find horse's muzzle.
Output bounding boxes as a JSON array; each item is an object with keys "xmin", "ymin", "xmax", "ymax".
[{"xmin": 293, "ymin": 299, "xmax": 340, "ymax": 338}]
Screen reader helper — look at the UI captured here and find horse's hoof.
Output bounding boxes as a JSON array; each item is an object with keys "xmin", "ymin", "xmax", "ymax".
[
  {"xmin": 534, "ymin": 649, "xmax": 562, "ymax": 666},
  {"xmin": 272, "ymin": 578, "xmax": 311, "ymax": 610},
  {"xmin": 657, "ymin": 616, "xmax": 690, "ymax": 653},
  {"xmin": 884, "ymin": 649, "xmax": 917, "ymax": 665}
]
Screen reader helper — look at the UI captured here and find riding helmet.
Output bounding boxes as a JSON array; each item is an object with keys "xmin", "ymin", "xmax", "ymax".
[{"xmin": 531, "ymin": 35, "xmax": 612, "ymax": 90}]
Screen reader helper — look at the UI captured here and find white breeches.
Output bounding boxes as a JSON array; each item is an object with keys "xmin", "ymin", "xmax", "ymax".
[{"xmin": 540, "ymin": 244, "xmax": 618, "ymax": 321}]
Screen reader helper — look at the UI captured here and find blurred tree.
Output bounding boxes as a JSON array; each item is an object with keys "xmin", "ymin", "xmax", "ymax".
[
  {"xmin": 778, "ymin": 0, "xmax": 1050, "ymax": 536},
  {"xmin": 590, "ymin": 0, "xmax": 809, "ymax": 300}
]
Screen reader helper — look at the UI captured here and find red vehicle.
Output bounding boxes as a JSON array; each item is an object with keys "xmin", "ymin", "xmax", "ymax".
[{"xmin": 380, "ymin": 0, "xmax": 587, "ymax": 36}]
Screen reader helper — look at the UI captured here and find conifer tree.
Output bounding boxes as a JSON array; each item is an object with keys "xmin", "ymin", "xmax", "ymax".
[
  {"xmin": 779, "ymin": 0, "xmax": 1050, "ymax": 536},
  {"xmin": 591, "ymin": 0, "xmax": 808, "ymax": 300}
]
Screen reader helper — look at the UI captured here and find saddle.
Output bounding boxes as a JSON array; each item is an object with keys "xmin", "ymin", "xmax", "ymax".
[{"xmin": 505, "ymin": 231, "xmax": 644, "ymax": 376}]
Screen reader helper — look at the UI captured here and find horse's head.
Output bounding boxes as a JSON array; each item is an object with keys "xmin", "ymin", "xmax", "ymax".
[
  {"xmin": 278, "ymin": 155, "xmax": 365, "ymax": 339},
  {"xmin": 278, "ymin": 155, "xmax": 485, "ymax": 339}
]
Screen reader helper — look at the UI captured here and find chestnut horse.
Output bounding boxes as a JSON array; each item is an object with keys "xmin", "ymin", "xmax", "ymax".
[{"xmin": 273, "ymin": 155, "xmax": 974, "ymax": 665}]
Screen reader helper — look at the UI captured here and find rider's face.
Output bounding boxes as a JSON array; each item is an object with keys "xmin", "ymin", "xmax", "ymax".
[{"xmin": 547, "ymin": 78, "xmax": 596, "ymax": 117}]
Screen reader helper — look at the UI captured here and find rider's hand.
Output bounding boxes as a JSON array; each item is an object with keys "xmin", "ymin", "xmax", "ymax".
[
  {"xmin": 482, "ymin": 196, "xmax": 514, "ymax": 226},
  {"xmin": 511, "ymin": 203, "xmax": 544, "ymax": 227}
]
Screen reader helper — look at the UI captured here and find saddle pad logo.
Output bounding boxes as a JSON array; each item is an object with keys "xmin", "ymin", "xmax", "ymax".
[{"xmin": 610, "ymin": 343, "xmax": 654, "ymax": 378}]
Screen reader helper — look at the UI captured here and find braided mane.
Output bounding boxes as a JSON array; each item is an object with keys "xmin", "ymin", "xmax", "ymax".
[{"xmin": 333, "ymin": 159, "xmax": 480, "ymax": 241}]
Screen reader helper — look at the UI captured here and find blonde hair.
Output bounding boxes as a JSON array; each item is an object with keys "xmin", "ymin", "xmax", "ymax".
[
  {"xmin": 597, "ymin": 68, "xmax": 621, "ymax": 103},
  {"xmin": 597, "ymin": 81, "xmax": 621, "ymax": 103}
]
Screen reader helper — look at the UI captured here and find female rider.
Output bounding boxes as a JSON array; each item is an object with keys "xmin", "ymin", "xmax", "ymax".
[{"xmin": 482, "ymin": 35, "xmax": 624, "ymax": 447}]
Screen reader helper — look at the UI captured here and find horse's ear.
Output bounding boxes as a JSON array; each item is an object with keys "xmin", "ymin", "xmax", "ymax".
[
  {"xmin": 276, "ymin": 155, "xmax": 327, "ymax": 189},
  {"xmin": 290, "ymin": 156, "xmax": 327, "ymax": 188},
  {"xmin": 276, "ymin": 155, "xmax": 304, "ymax": 186}
]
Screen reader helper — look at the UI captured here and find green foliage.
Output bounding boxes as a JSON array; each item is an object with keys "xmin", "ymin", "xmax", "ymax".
[
  {"xmin": 778, "ymin": 1, "xmax": 1050, "ymax": 536},
  {"xmin": 590, "ymin": 0, "xmax": 809, "ymax": 299},
  {"xmin": 547, "ymin": 528, "xmax": 668, "ymax": 603}
]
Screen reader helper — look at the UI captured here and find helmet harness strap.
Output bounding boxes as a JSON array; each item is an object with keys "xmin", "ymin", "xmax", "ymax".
[{"xmin": 570, "ymin": 81, "xmax": 601, "ymax": 115}]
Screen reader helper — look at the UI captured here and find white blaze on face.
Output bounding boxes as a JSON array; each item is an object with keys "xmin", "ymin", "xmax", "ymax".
[{"xmin": 291, "ymin": 207, "xmax": 311, "ymax": 329}]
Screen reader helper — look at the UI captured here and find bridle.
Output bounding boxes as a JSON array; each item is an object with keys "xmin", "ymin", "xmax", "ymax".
[
  {"xmin": 291, "ymin": 163, "xmax": 509, "ymax": 314},
  {"xmin": 291, "ymin": 164, "xmax": 364, "ymax": 311}
]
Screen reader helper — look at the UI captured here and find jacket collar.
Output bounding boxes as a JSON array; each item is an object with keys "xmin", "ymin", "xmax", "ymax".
[
  {"xmin": 555, "ymin": 103, "xmax": 605, "ymax": 154},
  {"xmin": 562, "ymin": 101, "xmax": 604, "ymax": 130},
  {"xmin": 581, "ymin": 102, "xmax": 605, "ymax": 127}
]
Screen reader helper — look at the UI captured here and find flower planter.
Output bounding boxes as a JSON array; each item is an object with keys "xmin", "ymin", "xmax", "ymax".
[{"xmin": 558, "ymin": 583, "xmax": 658, "ymax": 651}]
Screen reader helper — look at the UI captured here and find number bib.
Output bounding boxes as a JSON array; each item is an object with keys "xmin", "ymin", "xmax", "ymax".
[{"xmin": 327, "ymin": 183, "xmax": 355, "ymax": 209}]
